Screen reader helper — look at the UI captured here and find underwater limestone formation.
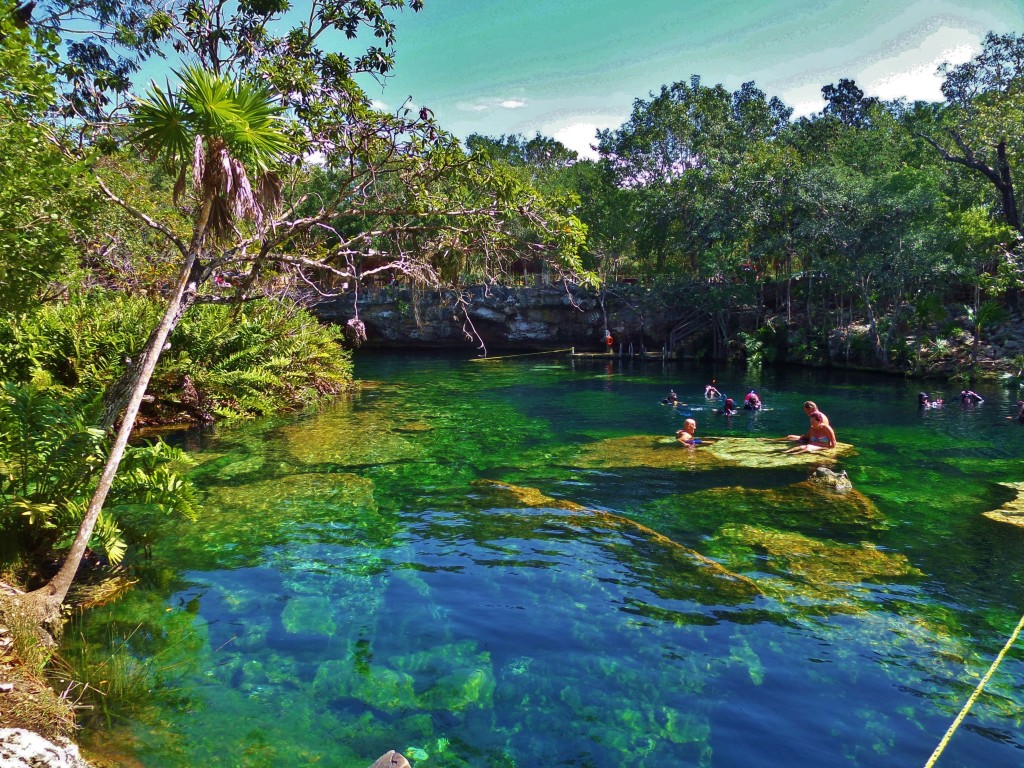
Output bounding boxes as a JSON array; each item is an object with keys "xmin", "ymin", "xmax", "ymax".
[
  {"xmin": 572, "ymin": 435, "xmax": 855, "ymax": 472},
  {"xmin": 673, "ymin": 470, "xmax": 884, "ymax": 531},
  {"xmin": 281, "ymin": 595, "xmax": 336, "ymax": 637},
  {"xmin": 471, "ymin": 479, "xmax": 761, "ymax": 595},
  {"xmin": 717, "ymin": 524, "xmax": 923, "ymax": 589},
  {"xmin": 981, "ymin": 482, "xmax": 1024, "ymax": 528},
  {"xmin": 279, "ymin": 401, "xmax": 425, "ymax": 467},
  {"xmin": 311, "ymin": 659, "xmax": 416, "ymax": 713}
]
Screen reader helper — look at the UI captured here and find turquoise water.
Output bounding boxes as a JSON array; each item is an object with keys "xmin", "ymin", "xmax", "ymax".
[{"xmin": 81, "ymin": 353, "xmax": 1024, "ymax": 767}]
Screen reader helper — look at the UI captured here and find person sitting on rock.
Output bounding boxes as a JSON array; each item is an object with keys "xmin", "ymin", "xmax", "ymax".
[
  {"xmin": 779, "ymin": 401, "xmax": 830, "ymax": 443},
  {"xmin": 784, "ymin": 411, "xmax": 836, "ymax": 453}
]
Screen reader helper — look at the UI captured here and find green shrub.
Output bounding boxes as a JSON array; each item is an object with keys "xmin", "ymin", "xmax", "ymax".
[
  {"xmin": 0, "ymin": 383, "xmax": 196, "ymax": 571},
  {"xmin": 0, "ymin": 290, "xmax": 354, "ymax": 422}
]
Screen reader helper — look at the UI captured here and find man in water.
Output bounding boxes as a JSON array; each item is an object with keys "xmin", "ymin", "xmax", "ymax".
[
  {"xmin": 1008, "ymin": 401, "xmax": 1024, "ymax": 423},
  {"xmin": 705, "ymin": 382, "xmax": 721, "ymax": 398},
  {"xmin": 719, "ymin": 396, "xmax": 738, "ymax": 416},
  {"xmin": 744, "ymin": 390, "xmax": 762, "ymax": 410},
  {"xmin": 676, "ymin": 418, "xmax": 711, "ymax": 446},
  {"xmin": 959, "ymin": 390, "xmax": 984, "ymax": 405}
]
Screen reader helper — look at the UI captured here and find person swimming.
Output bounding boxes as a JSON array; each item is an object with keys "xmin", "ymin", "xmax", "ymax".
[
  {"xmin": 719, "ymin": 396, "xmax": 737, "ymax": 416},
  {"xmin": 743, "ymin": 390, "xmax": 762, "ymax": 410},
  {"xmin": 676, "ymin": 418, "xmax": 702, "ymax": 446},
  {"xmin": 1008, "ymin": 401, "xmax": 1024, "ymax": 423},
  {"xmin": 919, "ymin": 392, "xmax": 943, "ymax": 409},
  {"xmin": 959, "ymin": 389, "xmax": 984, "ymax": 405},
  {"xmin": 662, "ymin": 389, "xmax": 679, "ymax": 405},
  {"xmin": 705, "ymin": 381, "xmax": 721, "ymax": 398}
]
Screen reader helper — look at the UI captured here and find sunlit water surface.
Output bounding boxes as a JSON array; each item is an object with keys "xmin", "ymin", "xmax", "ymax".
[{"xmin": 80, "ymin": 353, "xmax": 1024, "ymax": 767}]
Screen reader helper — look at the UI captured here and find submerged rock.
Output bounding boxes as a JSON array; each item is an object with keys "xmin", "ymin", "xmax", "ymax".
[
  {"xmin": 676, "ymin": 475, "xmax": 884, "ymax": 530},
  {"xmin": 281, "ymin": 595, "xmax": 336, "ymax": 637},
  {"xmin": 572, "ymin": 435, "xmax": 855, "ymax": 472},
  {"xmin": 471, "ymin": 479, "xmax": 761, "ymax": 596},
  {"xmin": 419, "ymin": 666, "xmax": 495, "ymax": 711},
  {"xmin": 981, "ymin": 482, "xmax": 1024, "ymax": 528},
  {"xmin": 717, "ymin": 524, "xmax": 923, "ymax": 586},
  {"xmin": 311, "ymin": 660, "xmax": 415, "ymax": 713},
  {"xmin": 471, "ymin": 479, "xmax": 586, "ymax": 511}
]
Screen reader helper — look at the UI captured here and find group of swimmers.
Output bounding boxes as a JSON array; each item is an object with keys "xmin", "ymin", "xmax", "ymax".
[
  {"xmin": 919, "ymin": 390, "xmax": 985, "ymax": 409},
  {"xmin": 920, "ymin": 390, "xmax": 1024, "ymax": 423},
  {"xmin": 700, "ymin": 381, "xmax": 763, "ymax": 414},
  {"xmin": 669, "ymin": 381, "xmax": 834, "ymax": 451},
  {"xmin": 670, "ymin": 383, "xmax": 1024, "ymax": 451}
]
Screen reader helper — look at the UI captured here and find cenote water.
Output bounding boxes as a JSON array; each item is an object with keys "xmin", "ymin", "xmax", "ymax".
[{"xmin": 77, "ymin": 353, "xmax": 1024, "ymax": 767}]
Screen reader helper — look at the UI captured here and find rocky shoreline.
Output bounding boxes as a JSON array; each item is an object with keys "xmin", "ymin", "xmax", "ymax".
[{"xmin": 315, "ymin": 283, "xmax": 1024, "ymax": 380}]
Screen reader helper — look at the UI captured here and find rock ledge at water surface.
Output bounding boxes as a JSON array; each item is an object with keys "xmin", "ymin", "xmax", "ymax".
[
  {"xmin": 982, "ymin": 482, "xmax": 1024, "ymax": 528},
  {"xmin": 573, "ymin": 435, "xmax": 855, "ymax": 472}
]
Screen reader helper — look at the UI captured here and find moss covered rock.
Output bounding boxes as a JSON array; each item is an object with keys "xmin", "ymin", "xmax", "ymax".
[
  {"xmin": 572, "ymin": 435, "xmax": 855, "ymax": 472},
  {"xmin": 311, "ymin": 660, "xmax": 415, "ymax": 713},
  {"xmin": 281, "ymin": 595, "xmax": 336, "ymax": 637},
  {"xmin": 717, "ymin": 524, "xmax": 923, "ymax": 586},
  {"xmin": 981, "ymin": 482, "xmax": 1024, "ymax": 528}
]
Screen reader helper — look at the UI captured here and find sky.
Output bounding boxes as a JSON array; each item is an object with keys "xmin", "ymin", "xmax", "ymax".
[{"xmin": 365, "ymin": 0, "xmax": 1024, "ymax": 158}]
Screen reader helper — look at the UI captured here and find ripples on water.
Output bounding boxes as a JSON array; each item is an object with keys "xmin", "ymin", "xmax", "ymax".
[{"xmin": 77, "ymin": 353, "xmax": 1024, "ymax": 767}]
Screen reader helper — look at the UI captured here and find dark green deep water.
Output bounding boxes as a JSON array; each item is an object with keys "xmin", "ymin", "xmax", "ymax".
[{"xmin": 80, "ymin": 353, "xmax": 1024, "ymax": 767}]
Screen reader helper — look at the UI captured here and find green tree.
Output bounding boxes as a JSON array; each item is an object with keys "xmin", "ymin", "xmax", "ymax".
[
  {"xmin": 0, "ymin": 0, "xmax": 93, "ymax": 316},
  {"xmin": 915, "ymin": 32, "xmax": 1024, "ymax": 237},
  {"xmin": 10, "ymin": 0, "xmax": 588, "ymax": 628}
]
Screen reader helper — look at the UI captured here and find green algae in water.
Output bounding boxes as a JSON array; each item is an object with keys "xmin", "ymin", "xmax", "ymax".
[{"xmin": 75, "ymin": 355, "xmax": 1024, "ymax": 767}]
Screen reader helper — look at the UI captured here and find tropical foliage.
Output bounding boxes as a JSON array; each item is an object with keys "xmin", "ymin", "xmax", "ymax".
[{"xmin": 0, "ymin": 383, "xmax": 195, "ymax": 570}]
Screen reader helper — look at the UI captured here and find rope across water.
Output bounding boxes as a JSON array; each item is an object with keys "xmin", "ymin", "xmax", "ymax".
[{"xmin": 923, "ymin": 609, "xmax": 1024, "ymax": 767}]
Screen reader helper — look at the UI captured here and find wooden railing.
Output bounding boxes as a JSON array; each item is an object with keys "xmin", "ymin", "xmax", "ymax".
[{"xmin": 667, "ymin": 309, "xmax": 708, "ymax": 352}]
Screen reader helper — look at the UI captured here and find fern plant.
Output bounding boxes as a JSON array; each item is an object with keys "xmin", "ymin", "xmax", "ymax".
[
  {"xmin": 1, "ymin": 291, "xmax": 354, "ymax": 424},
  {"xmin": 0, "ymin": 382, "xmax": 196, "ymax": 571}
]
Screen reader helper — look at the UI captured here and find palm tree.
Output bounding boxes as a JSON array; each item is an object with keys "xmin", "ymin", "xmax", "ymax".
[{"xmin": 15, "ymin": 65, "xmax": 290, "ymax": 629}]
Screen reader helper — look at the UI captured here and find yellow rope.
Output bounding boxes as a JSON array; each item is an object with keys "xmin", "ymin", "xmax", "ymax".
[
  {"xmin": 471, "ymin": 348, "xmax": 575, "ymax": 362},
  {"xmin": 923, "ymin": 609, "xmax": 1024, "ymax": 768}
]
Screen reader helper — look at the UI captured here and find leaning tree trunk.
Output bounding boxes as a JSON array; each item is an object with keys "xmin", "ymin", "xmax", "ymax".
[{"xmin": 15, "ymin": 198, "xmax": 213, "ymax": 630}]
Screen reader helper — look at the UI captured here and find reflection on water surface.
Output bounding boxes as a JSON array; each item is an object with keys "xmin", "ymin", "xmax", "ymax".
[{"xmin": 79, "ymin": 353, "xmax": 1024, "ymax": 767}]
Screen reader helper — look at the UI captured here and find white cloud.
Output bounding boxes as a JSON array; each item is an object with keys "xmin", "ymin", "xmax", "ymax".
[
  {"xmin": 861, "ymin": 27, "xmax": 978, "ymax": 102},
  {"xmin": 499, "ymin": 99, "xmax": 527, "ymax": 109},
  {"xmin": 456, "ymin": 101, "xmax": 491, "ymax": 112},
  {"xmin": 552, "ymin": 120, "xmax": 606, "ymax": 159}
]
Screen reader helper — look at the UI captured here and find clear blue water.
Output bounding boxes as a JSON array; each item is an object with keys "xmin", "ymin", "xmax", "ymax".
[{"xmin": 81, "ymin": 353, "xmax": 1024, "ymax": 767}]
